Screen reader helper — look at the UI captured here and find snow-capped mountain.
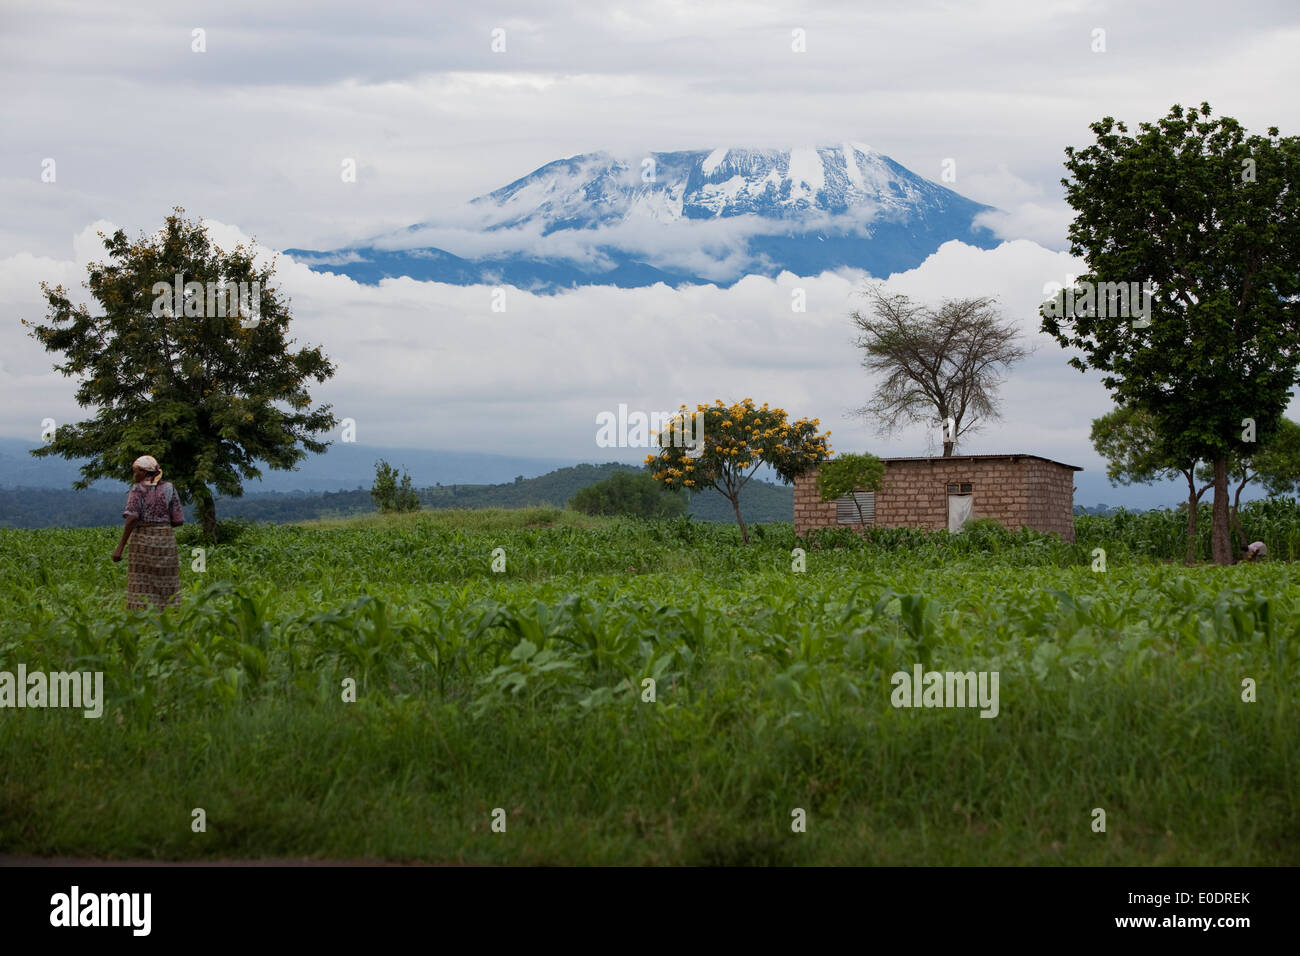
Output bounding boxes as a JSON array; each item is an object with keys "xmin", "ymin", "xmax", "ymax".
[
  {"xmin": 286, "ymin": 144, "xmax": 999, "ymax": 290},
  {"xmin": 476, "ymin": 144, "xmax": 972, "ymax": 226}
]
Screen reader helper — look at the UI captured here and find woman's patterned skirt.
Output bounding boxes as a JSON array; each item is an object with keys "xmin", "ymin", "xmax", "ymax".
[{"xmin": 126, "ymin": 523, "xmax": 182, "ymax": 610}]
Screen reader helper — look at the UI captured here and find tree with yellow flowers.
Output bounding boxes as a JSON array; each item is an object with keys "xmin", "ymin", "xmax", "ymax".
[{"xmin": 645, "ymin": 398, "xmax": 831, "ymax": 543}]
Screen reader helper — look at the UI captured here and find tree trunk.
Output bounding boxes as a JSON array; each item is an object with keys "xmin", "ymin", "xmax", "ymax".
[
  {"xmin": 1183, "ymin": 470, "xmax": 1200, "ymax": 565},
  {"xmin": 1211, "ymin": 456, "xmax": 1232, "ymax": 565},
  {"xmin": 1230, "ymin": 477, "xmax": 1249, "ymax": 553},
  {"xmin": 942, "ymin": 441, "xmax": 954, "ymax": 457},
  {"xmin": 194, "ymin": 486, "xmax": 218, "ymax": 542},
  {"xmin": 729, "ymin": 493, "xmax": 750, "ymax": 545}
]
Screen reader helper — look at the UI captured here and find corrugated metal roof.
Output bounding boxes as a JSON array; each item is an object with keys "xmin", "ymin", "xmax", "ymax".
[{"xmin": 879, "ymin": 454, "xmax": 1083, "ymax": 471}]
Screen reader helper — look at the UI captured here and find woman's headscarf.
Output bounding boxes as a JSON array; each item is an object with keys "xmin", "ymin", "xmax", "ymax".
[{"xmin": 133, "ymin": 455, "xmax": 163, "ymax": 486}]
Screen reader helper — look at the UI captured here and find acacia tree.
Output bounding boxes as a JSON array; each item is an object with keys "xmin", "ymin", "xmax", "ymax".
[
  {"xmin": 23, "ymin": 210, "xmax": 337, "ymax": 540},
  {"xmin": 1041, "ymin": 103, "xmax": 1300, "ymax": 565},
  {"xmin": 646, "ymin": 399, "xmax": 830, "ymax": 543},
  {"xmin": 816, "ymin": 452, "xmax": 884, "ymax": 528},
  {"xmin": 851, "ymin": 285, "xmax": 1027, "ymax": 456}
]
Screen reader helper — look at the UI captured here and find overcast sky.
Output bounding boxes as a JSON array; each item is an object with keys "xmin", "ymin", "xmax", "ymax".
[{"xmin": 3, "ymin": 0, "xmax": 1299, "ymax": 505}]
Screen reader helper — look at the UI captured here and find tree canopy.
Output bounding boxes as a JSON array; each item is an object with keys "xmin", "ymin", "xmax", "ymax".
[
  {"xmin": 646, "ymin": 399, "xmax": 830, "ymax": 543},
  {"xmin": 1092, "ymin": 403, "xmax": 1300, "ymax": 561},
  {"xmin": 851, "ymin": 285, "xmax": 1027, "ymax": 456},
  {"xmin": 816, "ymin": 452, "xmax": 884, "ymax": 527},
  {"xmin": 23, "ymin": 210, "xmax": 337, "ymax": 540},
  {"xmin": 371, "ymin": 459, "xmax": 421, "ymax": 514},
  {"xmin": 1042, "ymin": 103, "xmax": 1300, "ymax": 563}
]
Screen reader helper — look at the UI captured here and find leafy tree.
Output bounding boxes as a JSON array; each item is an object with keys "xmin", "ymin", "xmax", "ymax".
[
  {"xmin": 396, "ymin": 471, "xmax": 421, "ymax": 513},
  {"xmin": 646, "ymin": 399, "xmax": 830, "ymax": 543},
  {"xmin": 1041, "ymin": 103, "xmax": 1300, "ymax": 564},
  {"xmin": 1090, "ymin": 404, "xmax": 1210, "ymax": 564},
  {"xmin": 22, "ymin": 209, "xmax": 336, "ymax": 541},
  {"xmin": 851, "ymin": 284, "xmax": 1027, "ymax": 456},
  {"xmin": 371, "ymin": 459, "xmax": 420, "ymax": 513},
  {"xmin": 1252, "ymin": 418, "xmax": 1300, "ymax": 498},
  {"xmin": 568, "ymin": 470, "xmax": 686, "ymax": 519},
  {"xmin": 371, "ymin": 460, "xmax": 398, "ymax": 512},
  {"xmin": 1093, "ymin": 403, "xmax": 1300, "ymax": 562},
  {"xmin": 1194, "ymin": 417, "xmax": 1300, "ymax": 550},
  {"xmin": 816, "ymin": 452, "xmax": 885, "ymax": 526}
]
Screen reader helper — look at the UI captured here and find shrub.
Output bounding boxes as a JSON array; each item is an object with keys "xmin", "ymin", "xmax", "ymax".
[
  {"xmin": 371, "ymin": 460, "xmax": 420, "ymax": 514},
  {"xmin": 177, "ymin": 516, "xmax": 253, "ymax": 547},
  {"xmin": 569, "ymin": 471, "xmax": 687, "ymax": 519},
  {"xmin": 816, "ymin": 453, "xmax": 885, "ymax": 526}
]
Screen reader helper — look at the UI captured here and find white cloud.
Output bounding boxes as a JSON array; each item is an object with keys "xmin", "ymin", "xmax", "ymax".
[
  {"xmin": 10, "ymin": 217, "xmax": 1298, "ymax": 508},
  {"xmin": 974, "ymin": 204, "xmax": 1075, "ymax": 249},
  {"xmin": 4, "ymin": 0, "xmax": 1300, "ymax": 510},
  {"xmin": 1, "ymin": 221, "xmax": 1103, "ymax": 469},
  {"xmin": 3, "ymin": 0, "xmax": 1297, "ymax": 260}
]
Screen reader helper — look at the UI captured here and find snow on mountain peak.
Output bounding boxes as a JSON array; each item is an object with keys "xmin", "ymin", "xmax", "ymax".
[
  {"xmin": 701, "ymin": 148, "xmax": 729, "ymax": 175},
  {"xmin": 459, "ymin": 143, "xmax": 968, "ymax": 233},
  {"xmin": 287, "ymin": 141, "xmax": 998, "ymax": 290},
  {"xmin": 841, "ymin": 143, "xmax": 866, "ymax": 190},
  {"xmin": 787, "ymin": 148, "xmax": 826, "ymax": 197}
]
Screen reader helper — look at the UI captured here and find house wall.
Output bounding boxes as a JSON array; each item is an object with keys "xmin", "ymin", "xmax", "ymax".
[
  {"xmin": 1023, "ymin": 457, "xmax": 1077, "ymax": 542},
  {"xmin": 793, "ymin": 469, "xmax": 840, "ymax": 531},
  {"xmin": 794, "ymin": 457, "xmax": 1076, "ymax": 542},
  {"xmin": 874, "ymin": 458, "xmax": 1029, "ymax": 532}
]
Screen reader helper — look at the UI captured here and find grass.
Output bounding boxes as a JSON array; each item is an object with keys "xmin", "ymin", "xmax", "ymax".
[
  {"xmin": 1, "ymin": 511, "xmax": 1296, "ymax": 864},
  {"xmin": 298, "ymin": 505, "xmax": 608, "ymax": 533}
]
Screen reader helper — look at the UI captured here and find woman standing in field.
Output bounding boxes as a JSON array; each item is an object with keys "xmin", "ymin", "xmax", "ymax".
[{"xmin": 111, "ymin": 455, "xmax": 185, "ymax": 609}]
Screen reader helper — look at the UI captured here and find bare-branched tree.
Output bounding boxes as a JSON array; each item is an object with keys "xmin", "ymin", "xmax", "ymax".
[{"xmin": 850, "ymin": 285, "xmax": 1029, "ymax": 456}]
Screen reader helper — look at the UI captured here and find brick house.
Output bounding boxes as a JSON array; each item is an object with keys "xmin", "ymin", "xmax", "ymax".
[{"xmin": 794, "ymin": 454, "xmax": 1082, "ymax": 542}]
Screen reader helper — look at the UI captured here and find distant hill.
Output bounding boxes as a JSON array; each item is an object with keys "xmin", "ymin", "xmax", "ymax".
[
  {"xmin": 418, "ymin": 463, "xmax": 792, "ymax": 522},
  {"xmin": 682, "ymin": 476, "xmax": 793, "ymax": 524},
  {"xmin": 0, "ymin": 436, "xmax": 572, "ymax": 494},
  {"xmin": 0, "ymin": 462, "xmax": 794, "ymax": 529}
]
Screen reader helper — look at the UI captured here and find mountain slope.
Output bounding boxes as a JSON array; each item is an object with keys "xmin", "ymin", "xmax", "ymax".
[{"xmin": 286, "ymin": 144, "xmax": 998, "ymax": 290}]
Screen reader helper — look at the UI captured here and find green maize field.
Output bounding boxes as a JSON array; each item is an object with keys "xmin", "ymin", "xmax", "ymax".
[{"xmin": 1, "ymin": 506, "xmax": 1296, "ymax": 865}]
